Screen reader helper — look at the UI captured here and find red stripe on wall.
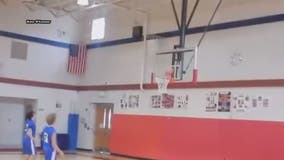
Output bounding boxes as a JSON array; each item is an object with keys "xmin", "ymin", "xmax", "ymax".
[
  {"xmin": 0, "ymin": 77, "xmax": 77, "ymax": 90},
  {"xmin": 77, "ymin": 84, "xmax": 141, "ymax": 91},
  {"xmin": 110, "ymin": 114, "xmax": 284, "ymax": 160},
  {"xmin": 79, "ymin": 46, "xmax": 85, "ymax": 73},
  {"xmin": 1, "ymin": 78, "xmax": 284, "ymax": 91},
  {"xmin": 78, "ymin": 79, "xmax": 284, "ymax": 91},
  {"xmin": 78, "ymin": 45, "xmax": 82, "ymax": 74},
  {"xmin": 67, "ymin": 54, "xmax": 71, "ymax": 72},
  {"xmin": 82, "ymin": 46, "xmax": 87, "ymax": 74}
]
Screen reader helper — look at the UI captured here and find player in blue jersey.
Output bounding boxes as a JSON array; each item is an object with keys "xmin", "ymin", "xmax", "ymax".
[
  {"xmin": 23, "ymin": 111, "xmax": 37, "ymax": 160},
  {"xmin": 42, "ymin": 113, "xmax": 64, "ymax": 160}
]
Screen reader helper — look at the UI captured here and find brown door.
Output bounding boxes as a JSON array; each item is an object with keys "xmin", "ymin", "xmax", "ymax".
[{"xmin": 94, "ymin": 104, "xmax": 113, "ymax": 151}]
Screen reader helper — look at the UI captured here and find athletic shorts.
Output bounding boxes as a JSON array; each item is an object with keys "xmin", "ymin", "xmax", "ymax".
[
  {"xmin": 23, "ymin": 138, "xmax": 36, "ymax": 155},
  {"xmin": 44, "ymin": 149, "xmax": 56, "ymax": 160}
]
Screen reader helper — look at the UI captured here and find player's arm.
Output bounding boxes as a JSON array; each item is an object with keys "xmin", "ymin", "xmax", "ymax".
[
  {"xmin": 26, "ymin": 128, "xmax": 33, "ymax": 139},
  {"xmin": 51, "ymin": 133, "xmax": 64, "ymax": 156}
]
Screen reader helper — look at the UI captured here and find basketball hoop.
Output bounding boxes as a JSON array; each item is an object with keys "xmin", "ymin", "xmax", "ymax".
[{"xmin": 155, "ymin": 77, "xmax": 169, "ymax": 93}]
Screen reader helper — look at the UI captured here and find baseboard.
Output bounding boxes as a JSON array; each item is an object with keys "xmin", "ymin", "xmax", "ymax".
[
  {"xmin": 111, "ymin": 153, "xmax": 155, "ymax": 160},
  {"xmin": 76, "ymin": 148, "xmax": 93, "ymax": 152},
  {"xmin": 0, "ymin": 148, "xmax": 21, "ymax": 152}
]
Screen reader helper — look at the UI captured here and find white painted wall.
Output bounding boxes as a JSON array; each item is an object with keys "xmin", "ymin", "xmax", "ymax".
[
  {"xmin": 77, "ymin": 88, "xmax": 283, "ymax": 121},
  {"xmin": 149, "ymin": 0, "xmax": 284, "ymax": 34},
  {"xmin": 0, "ymin": 0, "xmax": 80, "ymax": 43},
  {"xmin": 0, "ymin": 0, "xmax": 82, "ymax": 149},
  {"xmin": 0, "ymin": 37, "xmax": 80, "ymax": 84},
  {"xmin": 76, "ymin": 86, "xmax": 284, "ymax": 149},
  {"xmin": 77, "ymin": 0, "xmax": 284, "ymax": 149},
  {"xmin": 0, "ymin": 83, "xmax": 78, "ymax": 147},
  {"xmin": 77, "ymin": 99, "xmax": 96, "ymax": 150},
  {"xmin": 81, "ymin": 0, "xmax": 284, "ymax": 42},
  {"xmin": 1, "ymin": 0, "xmax": 283, "ymax": 85},
  {"xmin": 1, "ymin": 0, "xmax": 284, "ymax": 151},
  {"xmin": 81, "ymin": 0, "xmax": 284, "ymax": 85},
  {"xmin": 81, "ymin": 21, "xmax": 284, "ymax": 85},
  {"xmin": 81, "ymin": 6, "xmax": 144, "ymax": 43},
  {"xmin": 0, "ymin": 103, "xmax": 25, "ymax": 148},
  {"xmin": 0, "ymin": 0, "xmax": 82, "ymax": 84},
  {"xmin": 80, "ymin": 42, "xmax": 144, "ymax": 85}
]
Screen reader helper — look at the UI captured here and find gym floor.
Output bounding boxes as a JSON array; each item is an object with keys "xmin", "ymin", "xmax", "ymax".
[{"xmin": 0, "ymin": 152, "xmax": 137, "ymax": 160}]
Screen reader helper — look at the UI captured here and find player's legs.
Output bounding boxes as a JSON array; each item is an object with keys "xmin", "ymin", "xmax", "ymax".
[
  {"xmin": 23, "ymin": 138, "xmax": 37, "ymax": 160},
  {"xmin": 21, "ymin": 155, "xmax": 29, "ymax": 160},
  {"xmin": 44, "ymin": 150, "xmax": 56, "ymax": 160},
  {"xmin": 24, "ymin": 155, "xmax": 35, "ymax": 160},
  {"xmin": 29, "ymin": 154, "xmax": 37, "ymax": 160}
]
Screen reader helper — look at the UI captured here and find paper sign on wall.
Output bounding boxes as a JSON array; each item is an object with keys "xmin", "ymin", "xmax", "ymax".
[
  {"xmin": 129, "ymin": 95, "xmax": 139, "ymax": 108},
  {"xmin": 120, "ymin": 94, "xmax": 128, "ymax": 109},
  {"xmin": 151, "ymin": 95, "xmax": 161, "ymax": 108},
  {"xmin": 162, "ymin": 94, "xmax": 175, "ymax": 109},
  {"xmin": 218, "ymin": 91, "xmax": 231, "ymax": 112},
  {"xmin": 175, "ymin": 95, "xmax": 189, "ymax": 108},
  {"xmin": 205, "ymin": 92, "xmax": 218, "ymax": 112},
  {"xmin": 252, "ymin": 96, "xmax": 270, "ymax": 108},
  {"xmin": 232, "ymin": 95, "xmax": 249, "ymax": 112},
  {"xmin": 120, "ymin": 94, "xmax": 140, "ymax": 109},
  {"xmin": 263, "ymin": 97, "xmax": 270, "ymax": 108}
]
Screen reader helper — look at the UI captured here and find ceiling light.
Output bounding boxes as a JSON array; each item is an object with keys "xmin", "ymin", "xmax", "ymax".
[{"xmin": 77, "ymin": 0, "xmax": 89, "ymax": 6}]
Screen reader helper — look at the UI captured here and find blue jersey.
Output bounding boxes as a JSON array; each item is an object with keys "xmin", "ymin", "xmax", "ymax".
[
  {"xmin": 24, "ymin": 119, "xmax": 36, "ymax": 138},
  {"xmin": 42, "ymin": 126, "xmax": 56, "ymax": 152},
  {"xmin": 42, "ymin": 126, "xmax": 57, "ymax": 160},
  {"xmin": 23, "ymin": 119, "xmax": 36, "ymax": 155}
]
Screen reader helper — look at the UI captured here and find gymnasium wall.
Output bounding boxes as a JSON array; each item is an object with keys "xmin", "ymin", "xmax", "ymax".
[
  {"xmin": 77, "ymin": 0, "xmax": 284, "ymax": 159},
  {"xmin": 1, "ymin": 0, "xmax": 284, "ymax": 158},
  {"xmin": 0, "ymin": 0, "xmax": 80, "ymax": 84},
  {"xmin": 77, "ymin": 87, "xmax": 284, "ymax": 159},
  {"xmin": 0, "ymin": 103, "xmax": 25, "ymax": 148},
  {"xmin": 0, "ymin": 1, "xmax": 81, "ymax": 148},
  {"xmin": 82, "ymin": 21, "xmax": 284, "ymax": 85},
  {"xmin": 149, "ymin": 0, "xmax": 284, "ymax": 33},
  {"xmin": 81, "ymin": 0, "xmax": 284, "ymax": 43},
  {"xmin": 0, "ymin": 83, "xmax": 78, "ymax": 147},
  {"xmin": 81, "ymin": 6, "xmax": 144, "ymax": 43},
  {"xmin": 0, "ymin": 0, "xmax": 80, "ymax": 43},
  {"xmin": 81, "ymin": 0, "xmax": 284, "ymax": 85},
  {"xmin": 77, "ymin": 93, "xmax": 95, "ymax": 150}
]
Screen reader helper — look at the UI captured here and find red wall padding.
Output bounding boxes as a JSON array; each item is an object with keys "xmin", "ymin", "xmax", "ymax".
[{"xmin": 110, "ymin": 114, "xmax": 284, "ymax": 160}]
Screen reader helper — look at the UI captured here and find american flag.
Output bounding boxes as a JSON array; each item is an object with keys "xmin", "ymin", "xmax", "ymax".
[{"xmin": 67, "ymin": 44, "xmax": 87, "ymax": 74}]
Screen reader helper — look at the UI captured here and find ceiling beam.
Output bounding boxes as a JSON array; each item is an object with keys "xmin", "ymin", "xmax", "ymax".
[
  {"xmin": 85, "ymin": 0, "xmax": 125, "ymax": 10},
  {"xmin": 0, "ymin": 0, "xmax": 7, "ymax": 5},
  {"xmin": 39, "ymin": 0, "xmax": 73, "ymax": 8}
]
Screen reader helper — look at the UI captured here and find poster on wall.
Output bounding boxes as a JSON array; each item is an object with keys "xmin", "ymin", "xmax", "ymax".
[
  {"xmin": 205, "ymin": 92, "xmax": 218, "ymax": 112},
  {"xmin": 120, "ymin": 94, "xmax": 140, "ymax": 109},
  {"xmin": 129, "ymin": 95, "xmax": 139, "ymax": 108},
  {"xmin": 162, "ymin": 94, "xmax": 175, "ymax": 109},
  {"xmin": 257, "ymin": 96, "xmax": 263, "ymax": 107},
  {"xmin": 263, "ymin": 97, "xmax": 270, "ymax": 108},
  {"xmin": 252, "ymin": 96, "xmax": 270, "ymax": 108},
  {"xmin": 218, "ymin": 91, "xmax": 231, "ymax": 112},
  {"xmin": 175, "ymin": 95, "xmax": 189, "ymax": 108},
  {"xmin": 120, "ymin": 94, "xmax": 128, "ymax": 109},
  {"xmin": 151, "ymin": 95, "xmax": 161, "ymax": 108},
  {"xmin": 252, "ymin": 97, "xmax": 257, "ymax": 108},
  {"xmin": 252, "ymin": 96, "xmax": 264, "ymax": 108},
  {"xmin": 232, "ymin": 95, "xmax": 250, "ymax": 112}
]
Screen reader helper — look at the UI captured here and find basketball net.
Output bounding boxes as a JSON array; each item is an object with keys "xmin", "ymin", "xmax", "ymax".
[
  {"xmin": 155, "ymin": 68, "xmax": 174, "ymax": 93},
  {"xmin": 155, "ymin": 77, "xmax": 169, "ymax": 93}
]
